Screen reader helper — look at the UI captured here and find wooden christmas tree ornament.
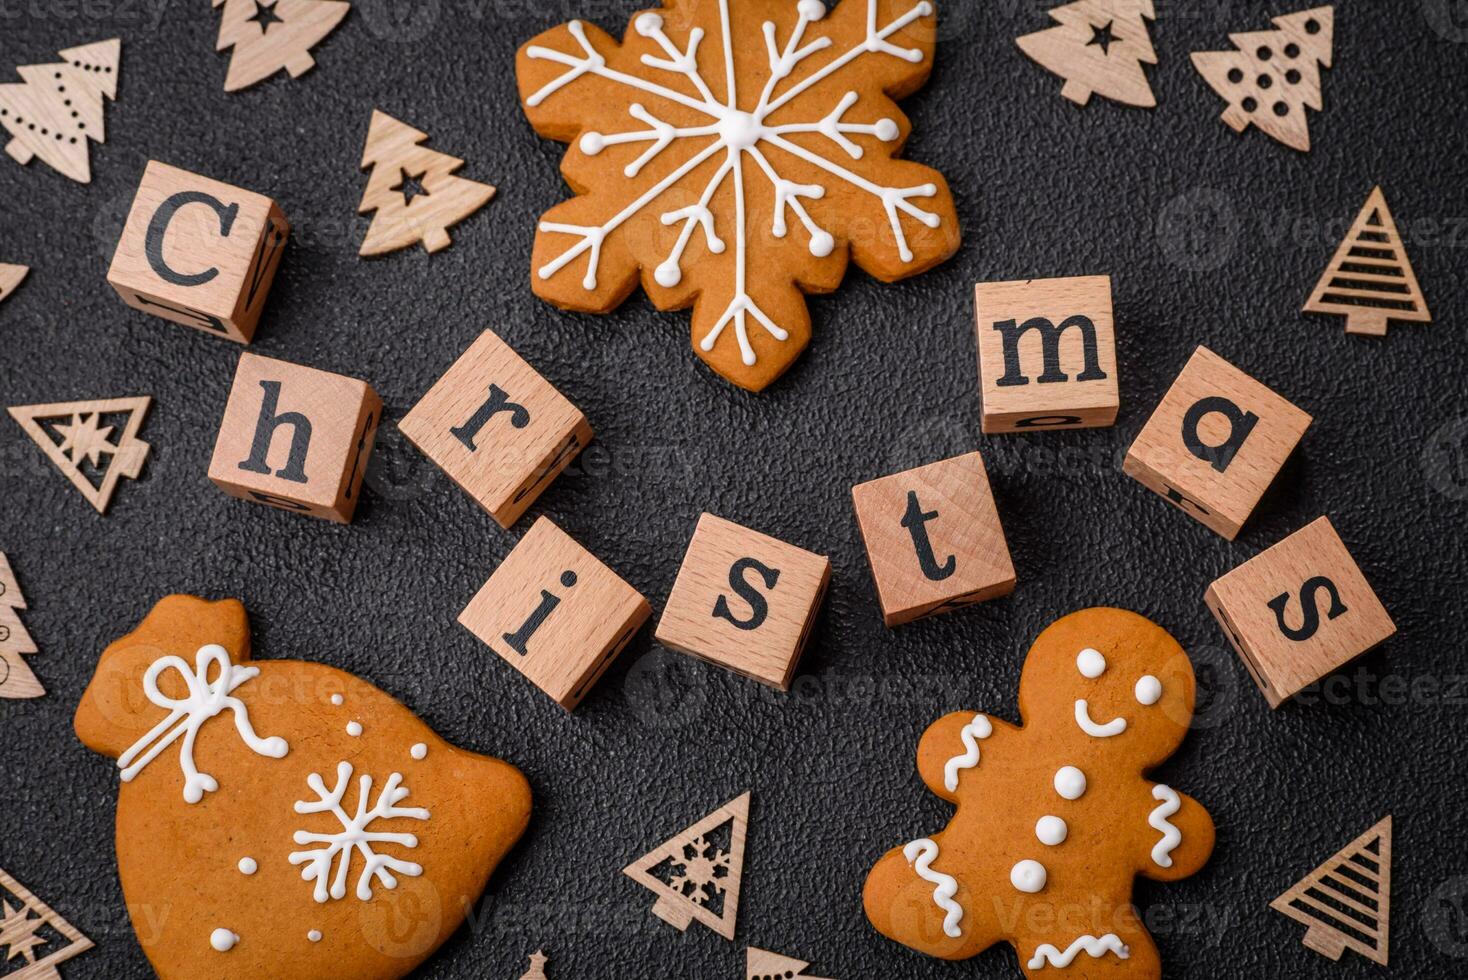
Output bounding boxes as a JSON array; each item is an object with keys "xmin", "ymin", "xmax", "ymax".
[
  {"xmin": 0, "ymin": 553, "xmax": 24, "ymax": 609},
  {"xmin": 0, "ymin": 263, "xmax": 28, "ymax": 306},
  {"xmin": 0, "ymin": 556, "xmax": 41, "ymax": 700},
  {"xmin": 624, "ymin": 791, "xmax": 750, "ymax": 941},
  {"xmin": 213, "ymin": 0, "xmax": 349, "ymax": 92},
  {"xmin": 1192, "ymin": 6, "xmax": 1333, "ymax": 152},
  {"xmin": 1271, "ymin": 816, "xmax": 1391, "ymax": 965},
  {"xmin": 517, "ymin": 950, "xmax": 550, "ymax": 979},
  {"xmin": 0, "ymin": 648, "xmax": 44, "ymax": 699},
  {"xmin": 747, "ymin": 947, "xmax": 837, "ymax": 980},
  {"xmin": 1016, "ymin": 1, "xmax": 1158, "ymax": 108},
  {"xmin": 1304, "ymin": 186, "xmax": 1431, "ymax": 337},
  {"xmin": 8, "ymin": 396, "xmax": 152, "ymax": 513},
  {"xmin": 358, "ymin": 110, "xmax": 496, "ymax": 256},
  {"xmin": 0, "ymin": 38, "xmax": 120, "ymax": 184},
  {"xmin": 0, "ymin": 868, "xmax": 93, "ymax": 977}
]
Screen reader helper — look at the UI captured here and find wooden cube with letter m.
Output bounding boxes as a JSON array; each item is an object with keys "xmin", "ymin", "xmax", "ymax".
[{"xmin": 974, "ymin": 274, "xmax": 1119, "ymax": 433}]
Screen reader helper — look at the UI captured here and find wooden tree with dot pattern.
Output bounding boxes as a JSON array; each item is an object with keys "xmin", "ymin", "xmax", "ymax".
[
  {"xmin": 1192, "ymin": 6, "xmax": 1333, "ymax": 152},
  {"xmin": 0, "ymin": 39, "xmax": 120, "ymax": 184}
]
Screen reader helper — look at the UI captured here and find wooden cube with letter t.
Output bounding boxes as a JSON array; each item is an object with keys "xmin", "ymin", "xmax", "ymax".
[
  {"xmin": 852, "ymin": 452, "xmax": 1015, "ymax": 626},
  {"xmin": 1205, "ymin": 516, "xmax": 1396, "ymax": 707},
  {"xmin": 655, "ymin": 514, "xmax": 831, "ymax": 690},
  {"xmin": 207, "ymin": 352, "xmax": 381, "ymax": 522},
  {"xmin": 975, "ymin": 274, "xmax": 1119, "ymax": 433},
  {"xmin": 459, "ymin": 516, "xmax": 651, "ymax": 710},
  {"xmin": 1124, "ymin": 346, "xmax": 1311, "ymax": 540},
  {"xmin": 399, "ymin": 329, "xmax": 592, "ymax": 528},
  {"xmin": 107, "ymin": 160, "xmax": 288, "ymax": 343}
]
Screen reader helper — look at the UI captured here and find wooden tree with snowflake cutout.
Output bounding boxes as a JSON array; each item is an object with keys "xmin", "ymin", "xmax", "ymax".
[
  {"xmin": 1016, "ymin": 0, "xmax": 1158, "ymax": 108},
  {"xmin": 0, "ymin": 39, "xmax": 120, "ymax": 184},
  {"xmin": 624, "ymin": 792, "xmax": 749, "ymax": 940},
  {"xmin": 213, "ymin": 0, "xmax": 350, "ymax": 92},
  {"xmin": 0, "ymin": 868, "xmax": 93, "ymax": 979},
  {"xmin": 1271, "ymin": 816, "xmax": 1391, "ymax": 965}
]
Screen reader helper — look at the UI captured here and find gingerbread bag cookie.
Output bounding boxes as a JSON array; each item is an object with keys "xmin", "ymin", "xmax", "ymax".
[
  {"xmin": 863, "ymin": 608, "xmax": 1215, "ymax": 977},
  {"xmin": 516, "ymin": 0, "xmax": 960, "ymax": 391},
  {"xmin": 74, "ymin": 595, "xmax": 532, "ymax": 979}
]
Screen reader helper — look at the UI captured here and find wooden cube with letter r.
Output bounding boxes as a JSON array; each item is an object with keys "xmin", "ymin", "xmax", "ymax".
[
  {"xmin": 1205, "ymin": 516, "xmax": 1395, "ymax": 707},
  {"xmin": 107, "ymin": 161, "xmax": 288, "ymax": 343},
  {"xmin": 1124, "ymin": 346, "xmax": 1311, "ymax": 540},
  {"xmin": 655, "ymin": 514, "xmax": 831, "ymax": 690},
  {"xmin": 208, "ymin": 352, "xmax": 381, "ymax": 523},
  {"xmin": 975, "ymin": 274, "xmax": 1119, "ymax": 432}
]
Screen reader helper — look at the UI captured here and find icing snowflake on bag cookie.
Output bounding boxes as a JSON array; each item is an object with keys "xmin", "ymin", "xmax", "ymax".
[
  {"xmin": 516, "ymin": 0, "xmax": 961, "ymax": 391},
  {"xmin": 863, "ymin": 608, "xmax": 1216, "ymax": 978}
]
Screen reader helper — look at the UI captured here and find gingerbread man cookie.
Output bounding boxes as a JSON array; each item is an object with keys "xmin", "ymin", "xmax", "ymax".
[
  {"xmin": 74, "ymin": 595, "xmax": 532, "ymax": 979},
  {"xmin": 516, "ymin": 0, "xmax": 960, "ymax": 392},
  {"xmin": 863, "ymin": 607, "xmax": 1215, "ymax": 977}
]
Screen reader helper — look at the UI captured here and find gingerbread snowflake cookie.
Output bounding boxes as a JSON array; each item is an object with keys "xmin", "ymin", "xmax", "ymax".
[
  {"xmin": 516, "ymin": 0, "xmax": 960, "ymax": 391},
  {"xmin": 74, "ymin": 595, "xmax": 532, "ymax": 979},
  {"xmin": 863, "ymin": 608, "xmax": 1215, "ymax": 977}
]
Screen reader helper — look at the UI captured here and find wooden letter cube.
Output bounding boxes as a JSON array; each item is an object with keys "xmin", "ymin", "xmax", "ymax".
[
  {"xmin": 975, "ymin": 274, "xmax": 1119, "ymax": 432},
  {"xmin": 655, "ymin": 514, "xmax": 831, "ymax": 691},
  {"xmin": 107, "ymin": 161, "xmax": 288, "ymax": 343},
  {"xmin": 208, "ymin": 353, "xmax": 381, "ymax": 523},
  {"xmin": 399, "ymin": 330, "xmax": 592, "ymax": 528},
  {"xmin": 852, "ymin": 452, "xmax": 1016, "ymax": 626},
  {"xmin": 458, "ymin": 516, "xmax": 651, "ymax": 710},
  {"xmin": 1124, "ymin": 346, "xmax": 1311, "ymax": 540},
  {"xmin": 1205, "ymin": 516, "xmax": 1395, "ymax": 707}
]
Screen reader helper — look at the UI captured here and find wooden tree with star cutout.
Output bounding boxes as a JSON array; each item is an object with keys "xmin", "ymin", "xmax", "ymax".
[
  {"xmin": 7, "ymin": 396, "xmax": 152, "ymax": 514},
  {"xmin": 213, "ymin": 0, "xmax": 350, "ymax": 92},
  {"xmin": 0, "ymin": 868, "xmax": 93, "ymax": 979},
  {"xmin": 1016, "ymin": 0, "xmax": 1158, "ymax": 108}
]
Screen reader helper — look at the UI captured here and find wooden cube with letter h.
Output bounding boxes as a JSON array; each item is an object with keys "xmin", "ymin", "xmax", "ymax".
[
  {"xmin": 1205, "ymin": 516, "xmax": 1395, "ymax": 707},
  {"xmin": 107, "ymin": 161, "xmax": 288, "ymax": 343},
  {"xmin": 1124, "ymin": 346, "xmax": 1311, "ymax": 540},
  {"xmin": 208, "ymin": 352, "xmax": 381, "ymax": 523},
  {"xmin": 975, "ymin": 274, "xmax": 1119, "ymax": 432},
  {"xmin": 399, "ymin": 329, "xmax": 592, "ymax": 529},
  {"xmin": 459, "ymin": 516, "xmax": 651, "ymax": 710},
  {"xmin": 655, "ymin": 514, "xmax": 831, "ymax": 691},
  {"xmin": 852, "ymin": 452, "xmax": 1015, "ymax": 626}
]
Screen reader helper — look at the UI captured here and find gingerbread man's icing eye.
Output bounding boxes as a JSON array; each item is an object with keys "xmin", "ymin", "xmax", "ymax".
[
  {"xmin": 1076, "ymin": 648, "xmax": 1106, "ymax": 678},
  {"xmin": 1135, "ymin": 675, "xmax": 1162, "ymax": 706}
]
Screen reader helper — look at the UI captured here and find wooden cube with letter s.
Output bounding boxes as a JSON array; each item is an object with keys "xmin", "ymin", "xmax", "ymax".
[
  {"xmin": 207, "ymin": 352, "xmax": 381, "ymax": 522},
  {"xmin": 1206, "ymin": 516, "xmax": 1396, "ymax": 707},
  {"xmin": 107, "ymin": 161, "xmax": 288, "ymax": 343},
  {"xmin": 656, "ymin": 514, "xmax": 831, "ymax": 690},
  {"xmin": 1125, "ymin": 346, "xmax": 1311, "ymax": 540}
]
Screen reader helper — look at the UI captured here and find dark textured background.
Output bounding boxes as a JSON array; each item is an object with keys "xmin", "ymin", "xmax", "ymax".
[{"xmin": 3, "ymin": 1, "xmax": 1467, "ymax": 977}]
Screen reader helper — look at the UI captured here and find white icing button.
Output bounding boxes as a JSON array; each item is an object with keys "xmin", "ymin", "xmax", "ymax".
[
  {"xmin": 1054, "ymin": 766, "xmax": 1087, "ymax": 800},
  {"xmin": 410, "ymin": 743, "xmax": 428, "ymax": 761},
  {"xmin": 1036, "ymin": 816, "xmax": 1068, "ymax": 846},
  {"xmin": 210, "ymin": 928, "xmax": 239, "ymax": 952},
  {"xmin": 237, "ymin": 857, "xmax": 257, "ymax": 875},
  {"xmin": 346, "ymin": 721, "xmax": 363, "ymax": 737},
  {"xmin": 1135, "ymin": 675, "xmax": 1163, "ymax": 706},
  {"xmin": 797, "ymin": 0, "xmax": 827, "ymax": 20},
  {"xmin": 308, "ymin": 930, "xmax": 322, "ymax": 943},
  {"xmin": 1010, "ymin": 860, "xmax": 1047, "ymax": 894},
  {"xmin": 634, "ymin": 11, "xmax": 663, "ymax": 34},
  {"xmin": 1076, "ymin": 648, "xmax": 1106, "ymax": 678},
  {"xmin": 330, "ymin": 694, "xmax": 343, "ymax": 706}
]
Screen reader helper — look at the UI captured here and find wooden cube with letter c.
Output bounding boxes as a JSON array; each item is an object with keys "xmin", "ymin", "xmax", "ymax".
[
  {"xmin": 107, "ymin": 160, "xmax": 288, "ymax": 343},
  {"xmin": 975, "ymin": 274, "xmax": 1119, "ymax": 433},
  {"xmin": 852, "ymin": 452, "xmax": 1015, "ymax": 626},
  {"xmin": 399, "ymin": 329, "xmax": 592, "ymax": 529},
  {"xmin": 458, "ymin": 516, "xmax": 651, "ymax": 710},
  {"xmin": 1205, "ymin": 516, "xmax": 1396, "ymax": 708},
  {"xmin": 655, "ymin": 514, "xmax": 831, "ymax": 691},
  {"xmin": 1124, "ymin": 346, "xmax": 1311, "ymax": 540},
  {"xmin": 207, "ymin": 352, "xmax": 381, "ymax": 523}
]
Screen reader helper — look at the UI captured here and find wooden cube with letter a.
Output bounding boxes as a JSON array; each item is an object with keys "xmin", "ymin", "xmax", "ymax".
[
  {"xmin": 1124, "ymin": 346, "xmax": 1311, "ymax": 540},
  {"xmin": 107, "ymin": 160, "xmax": 288, "ymax": 343},
  {"xmin": 1205, "ymin": 516, "xmax": 1395, "ymax": 707},
  {"xmin": 655, "ymin": 514, "xmax": 831, "ymax": 690},
  {"xmin": 852, "ymin": 452, "xmax": 1015, "ymax": 626},
  {"xmin": 399, "ymin": 329, "xmax": 591, "ymax": 528},
  {"xmin": 975, "ymin": 274, "xmax": 1119, "ymax": 432},
  {"xmin": 208, "ymin": 352, "xmax": 381, "ymax": 523},
  {"xmin": 459, "ymin": 516, "xmax": 651, "ymax": 710}
]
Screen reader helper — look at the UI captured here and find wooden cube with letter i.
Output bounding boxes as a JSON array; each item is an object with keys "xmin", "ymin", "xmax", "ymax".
[
  {"xmin": 458, "ymin": 516, "xmax": 651, "ymax": 710},
  {"xmin": 655, "ymin": 514, "xmax": 831, "ymax": 690},
  {"xmin": 107, "ymin": 161, "xmax": 288, "ymax": 343},
  {"xmin": 1124, "ymin": 346, "xmax": 1311, "ymax": 540},
  {"xmin": 1205, "ymin": 516, "xmax": 1396, "ymax": 707},
  {"xmin": 852, "ymin": 452, "xmax": 1015, "ymax": 626},
  {"xmin": 975, "ymin": 274, "xmax": 1119, "ymax": 433},
  {"xmin": 207, "ymin": 352, "xmax": 381, "ymax": 522}
]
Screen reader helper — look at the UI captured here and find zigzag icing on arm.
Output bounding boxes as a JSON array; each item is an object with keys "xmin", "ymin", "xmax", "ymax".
[
  {"xmin": 1027, "ymin": 934, "xmax": 1131, "ymax": 969},
  {"xmin": 942, "ymin": 713, "xmax": 992, "ymax": 792},
  {"xmin": 1149, "ymin": 784, "xmax": 1183, "ymax": 868},
  {"xmin": 903, "ymin": 838, "xmax": 963, "ymax": 938}
]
